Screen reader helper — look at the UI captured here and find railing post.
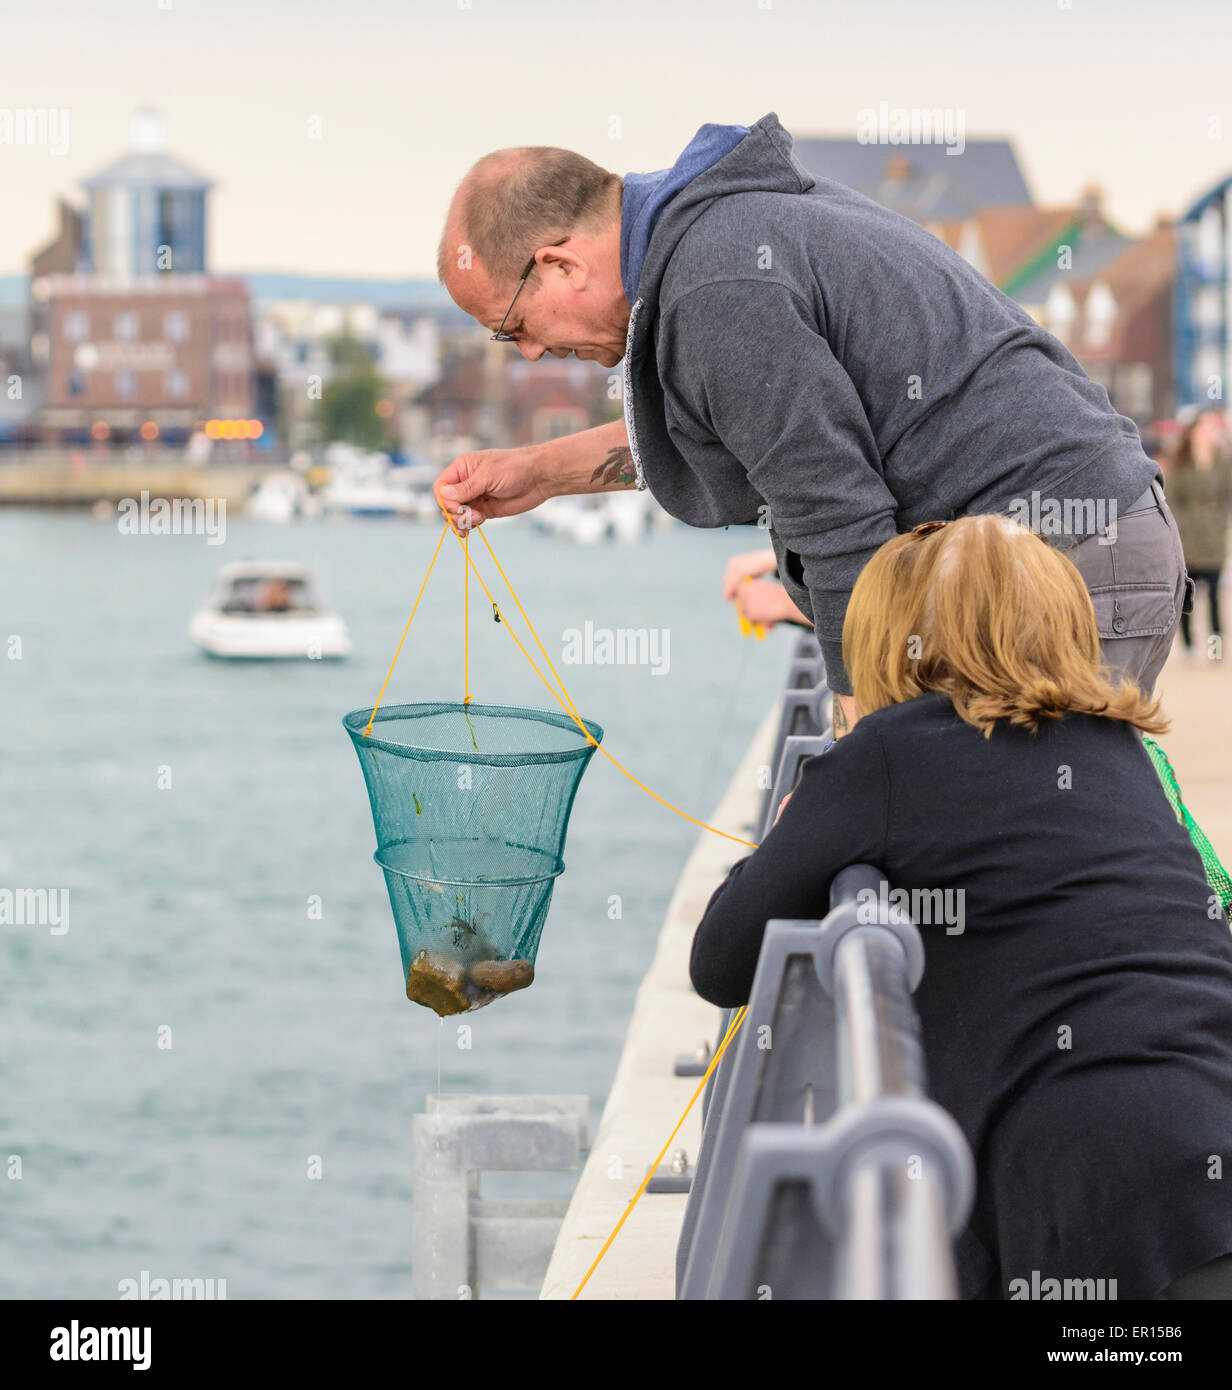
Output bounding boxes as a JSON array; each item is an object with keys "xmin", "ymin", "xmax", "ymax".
[
  {"xmin": 678, "ymin": 866, "xmax": 975, "ymax": 1299},
  {"xmin": 411, "ymin": 1095, "xmax": 588, "ymax": 1299}
]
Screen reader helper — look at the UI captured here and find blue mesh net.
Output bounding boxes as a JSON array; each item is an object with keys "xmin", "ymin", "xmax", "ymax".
[{"xmin": 344, "ymin": 701, "xmax": 602, "ymax": 1015}]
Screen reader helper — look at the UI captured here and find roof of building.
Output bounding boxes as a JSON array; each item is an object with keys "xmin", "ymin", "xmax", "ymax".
[
  {"xmin": 792, "ymin": 138, "xmax": 1033, "ymax": 220},
  {"xmin": 931, "ymin": 206, "xmax": 1075, "ymax": 287},
  {"xmin": 1008, "ymin": 224, "xmax": 1135, "ymax": 306},
  {"xmin": 82, "ymin": 151, "xmax": 213, "ymax": 190}
]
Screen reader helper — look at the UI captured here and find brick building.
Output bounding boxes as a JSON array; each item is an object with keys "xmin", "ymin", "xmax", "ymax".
[
  {"xmin": 27, "ymin": 110, "xmax": 255, "ymax": 447},
  {"xmin": 30, "ymin": 273, "xmax": 254, "ymax": 444},
  {"xmin": 408, "ymin": 340, "xmax": 613, "ymax": 466}
]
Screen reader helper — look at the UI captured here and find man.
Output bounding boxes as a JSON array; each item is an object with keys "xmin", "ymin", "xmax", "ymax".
[{"xmin": 434, "ymin": 112, "xmax": 1187, "ymax": 736}]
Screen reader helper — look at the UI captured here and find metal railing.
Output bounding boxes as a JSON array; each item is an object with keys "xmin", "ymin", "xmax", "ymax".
[
  {"xmin": 407, "ymin": 635, "xmax": 974, "ymax": 1300},
  {"xmin": 676, "ymin": 635, "xmax": 975, "ymax": 1300}
]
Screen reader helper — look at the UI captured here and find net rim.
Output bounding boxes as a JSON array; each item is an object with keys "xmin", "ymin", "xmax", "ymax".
[
  {"xmin": 373, "ymin": 845, "xmax": 565, "ymax": 888},
  {"xmin": 343, "ymin": 701, "xmax": 603, "ymax": 766}
]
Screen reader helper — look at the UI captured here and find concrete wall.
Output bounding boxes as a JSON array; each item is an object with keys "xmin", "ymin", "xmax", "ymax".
[
  {"xmin": 0, "ymin": 453, "xmax": 267, "ymax": 506},
  {"xmin": 540, "ymin": 702, "xmax": 776, "ymax": 1300}
]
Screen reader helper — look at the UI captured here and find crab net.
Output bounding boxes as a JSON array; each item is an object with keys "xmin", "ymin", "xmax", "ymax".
[
  {"xmin": 344, "ymin": 701, "xmax": 602, "ymax": 1015},
  {"xmin": 1143, "ymin": 735, "xmax": 1232, "ymax": 917}
]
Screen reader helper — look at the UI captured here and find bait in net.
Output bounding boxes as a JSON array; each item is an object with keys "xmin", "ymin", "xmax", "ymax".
[{"xmin": 344, "ymin": 701, "xmax": 602, "ymax": 1015}]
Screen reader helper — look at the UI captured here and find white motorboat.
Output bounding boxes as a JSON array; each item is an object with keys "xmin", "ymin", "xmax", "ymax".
[
  {"xmin": 189, "ymin": 562, "xmax": 351, "ymax": 659},
  {"xmin": 243, "ymin": 471, "xmax": 320, "ymax": 523},
  {"xmin": 604, "ymin": 490, "xmax": 655, "ymax": 542},
  {"xmin": 532, "ymin": 496, "xmax": 607, "ymax": 544},
  {"xmin": 318, "ymin": 447, "xmax": 419, "ymax": 519},
  {"xmin": 531, "ymin": 493, "xmax": 665, "ymax": 544}
]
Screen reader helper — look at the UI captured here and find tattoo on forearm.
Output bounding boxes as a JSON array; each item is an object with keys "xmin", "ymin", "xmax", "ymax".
[
  {"xmin": 590, "ymin": 447, "xmax": 637, "ymax": 488},
  {"xmin": 832, "ymin": 698, "xmax": 851, "ymax": 737}
]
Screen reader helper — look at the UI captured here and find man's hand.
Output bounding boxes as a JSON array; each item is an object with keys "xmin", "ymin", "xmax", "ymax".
[
  {"xmin": 832, "ymin": 693, "xmax": 858, "ymax": 738},
  {"xmin": 722, "ymin": 548, "xmax": 779, "ymax": 601},
  {"xmin": 434, "ymin": 447, "xmax": 551, "ymax": 530},
  {"xmin": 433, "ymin": 419, "xmax": 634, "ymax": 531}
]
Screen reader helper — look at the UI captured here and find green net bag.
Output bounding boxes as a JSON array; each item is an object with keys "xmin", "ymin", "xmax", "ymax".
[
  {"xmin": 1142, "ymin": 736, "xmax": 1232, "ymax": 918},
  {"xmin": 344, "ymin": 701, "xmax": 602, "ymax": 1015}
]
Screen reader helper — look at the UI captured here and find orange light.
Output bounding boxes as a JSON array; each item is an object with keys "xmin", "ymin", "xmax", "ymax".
[
  {"xmin": 205, "ymin": 419, "xmax": 222, "ymax": 439},
  {"xmin": 139, "ymin": 421, "xmax": 160, "ymax": 441},
  {"xmin": 221, "ymin": 420, "xmax": 236, "ymax": 439},
  {"xmin": 375, "ymin": 398, "xmax": 394, "ymax": 420},
  {"xmin": 248, "ymin": 419, "xmax": 264, "ymax": 438},
  {"xmin": 90, "ymin": 421, "xmax": 110, "ymax": 441}
]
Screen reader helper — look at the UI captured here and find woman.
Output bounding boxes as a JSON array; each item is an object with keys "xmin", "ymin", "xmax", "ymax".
[
  {"xmin": 1167, "ymin": 409, "xmax": 1232, "ymax": 658},
  {"xmin": 691, "ymin": 514, "xmax": 1232, "ymax": 1300}
]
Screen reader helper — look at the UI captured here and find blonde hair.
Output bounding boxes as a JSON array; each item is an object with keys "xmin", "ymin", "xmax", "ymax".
[{"xmin": 842, "ymin": 514, "xmax": 1168, "ymax": 738}]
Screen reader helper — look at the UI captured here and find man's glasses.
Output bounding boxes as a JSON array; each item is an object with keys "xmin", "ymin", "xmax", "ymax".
[{"xmin": 491, "ymin": 237, "xmax": 569, "ymax": 342}]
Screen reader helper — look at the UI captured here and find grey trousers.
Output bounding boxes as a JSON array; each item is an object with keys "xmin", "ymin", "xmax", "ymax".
[{"xmin": 1051, "ymin": 478, "xmax": 1189, "ymax": 697}]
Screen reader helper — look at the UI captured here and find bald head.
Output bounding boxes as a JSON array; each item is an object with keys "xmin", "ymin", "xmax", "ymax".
[
  {"xmin": 438, "ymin": 145, "xmax": 621, "ymax": 292},
  {"xmin": 437, "ymin": 143, "xmax": 630, "ymax": 368}
]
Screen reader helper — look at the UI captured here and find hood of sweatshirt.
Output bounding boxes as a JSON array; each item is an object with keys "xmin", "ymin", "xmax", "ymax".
[
  {"xmin": 626, "ymin": 112, "xmax": 813, "ymax": 314},
  {"xmin": 620, "ymin": 121, "xmax": 749, "ymax": 307},
  {"xmin": 620, "ymin": 112, "xmax": 817, "ymax": 526}
]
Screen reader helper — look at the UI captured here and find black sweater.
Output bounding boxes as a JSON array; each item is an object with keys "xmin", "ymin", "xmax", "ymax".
[{"xmin": 691, "ymin": 692, "xmax": 1232, "ymax": 1299}]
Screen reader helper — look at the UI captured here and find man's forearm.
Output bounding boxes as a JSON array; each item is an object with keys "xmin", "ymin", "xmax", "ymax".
[{"xmin": 532, "ymin": 419, "xmax": 636, "ymax": 498}]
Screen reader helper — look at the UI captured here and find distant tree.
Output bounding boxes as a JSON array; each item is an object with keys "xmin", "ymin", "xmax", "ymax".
[{"xmin": 317, "ymin": 334, "xmax": 386, "ymax": 449}]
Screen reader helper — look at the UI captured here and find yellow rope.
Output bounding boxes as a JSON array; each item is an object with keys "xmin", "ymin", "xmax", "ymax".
[
  {"xmin": 475, "ymin": 526, "xmax": 585, "ymax": 725},
  {"xmin": 569, "ymin": 1005, "xmax": 748, "ymax": 1300},
  {"xmin": 450, "ymin": 526, "xmax": 759, "ymax": 851},
  {"xmin": 366, "ymin": 512, "xmax": 761, "ymax": 843},
  {"xmin": 368, "ymin": 513, "xmax": 758, "ymax": 1288},
  {"xmin": 463, "ymin": 532, "xmax": 472, "ymax": 704},
  {"xmin": 362, "ymin": 521, "xmax": 450, "ymax": 738}
]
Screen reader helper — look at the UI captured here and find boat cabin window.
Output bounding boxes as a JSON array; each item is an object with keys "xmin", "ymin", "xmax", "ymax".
[{"xmin": 221, "ymin": 576, "xmax": 317, "ymax": 614}]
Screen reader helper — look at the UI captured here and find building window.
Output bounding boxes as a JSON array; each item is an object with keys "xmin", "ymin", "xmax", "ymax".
[
  {"xmin": 1085, "ymin": 283, "xmax": 1116, "ymax": 349},
  {"xmin": 114, "ymin": 312, "xmax": 139, "ymax": 341},
  {"xmin": 64, "ymin": 311, "xmax": 89, "ymax": 342},
  {"xmin": 67, "ymin": 372, "xmax": 86, "ymax": 397},
  {"xmin": 165, "ymin": 311, "xmax": 189, "ymax": 342},
  {"xmin": 1045, "ymin": 284, "xmax": 1076, "ymax": 341},
  {"xmin": 1086, "ymin": 362, "xmax": 1114, "ymax": 392},
  {"xmin": 1197, "ymin": 286, "xmax": 1222, "ymax": 329},
  {"xmin": 116, "ymin": 370, "xmax": 136, "ymax": 399},
  {"xmin": 1123, "ymin": 364, "xmax": 1153, "ymax": 420},
  {"xmin": 166, "ymin": 368, "xmax": 188, "ymax": 399}
]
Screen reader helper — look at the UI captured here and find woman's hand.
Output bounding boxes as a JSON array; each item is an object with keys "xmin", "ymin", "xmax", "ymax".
[
  {"xmin": 773, "ymin": 790, "xmax": 793, "ymax": 825},
  {"xmin": 722, "ymin": 548, "xmax": 779, "ymax": 601}
]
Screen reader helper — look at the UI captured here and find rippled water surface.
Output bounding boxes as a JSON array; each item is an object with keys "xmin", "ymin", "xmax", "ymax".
[{"xmin": 0, "ymin": 509, "xmax": 789, "ymax": 1297}]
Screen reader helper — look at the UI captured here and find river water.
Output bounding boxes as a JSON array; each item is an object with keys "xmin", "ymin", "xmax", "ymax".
[{"xmin": 0, "ymin": 508, "xmax": 788, "ymax": 1298}]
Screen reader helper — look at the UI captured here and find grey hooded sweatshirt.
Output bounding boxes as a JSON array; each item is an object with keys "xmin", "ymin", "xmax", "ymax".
[{"xmin": 621, "ymin": 112, "xmax": 1157, "ymax": 695}]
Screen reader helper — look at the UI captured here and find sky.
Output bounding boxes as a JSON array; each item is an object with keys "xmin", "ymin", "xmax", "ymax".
[{"xmin": 1, "ymin": 0, "xmax": 1229, "ymax": 278}]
